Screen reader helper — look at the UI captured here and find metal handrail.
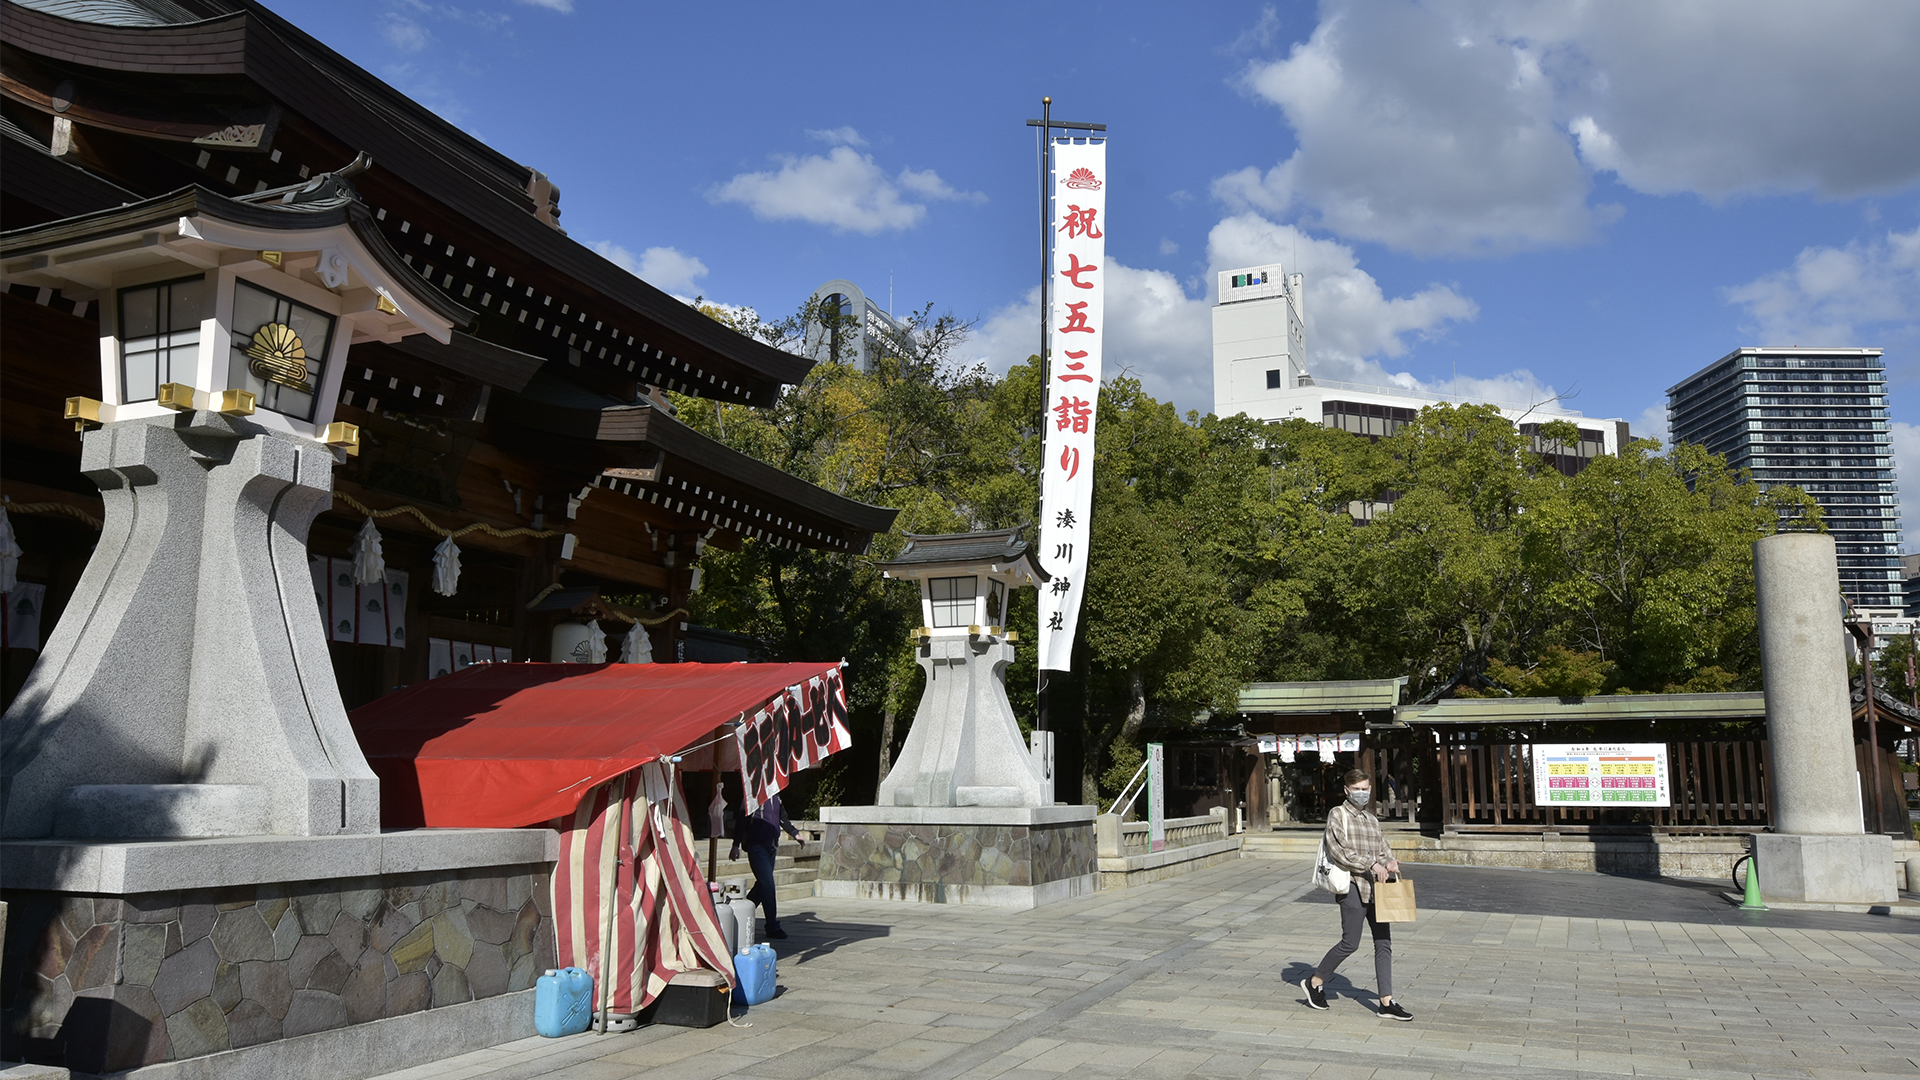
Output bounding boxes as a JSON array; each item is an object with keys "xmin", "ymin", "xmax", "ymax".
[{"xmin": 1112, "ymin": 758, "xmax": 1152, "ymax": 820}]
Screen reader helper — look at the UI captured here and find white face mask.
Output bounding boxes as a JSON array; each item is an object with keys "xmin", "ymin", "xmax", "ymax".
[{"xmin": 1347, "ymin": 790, "xmax": 1372, "ymax": 808}]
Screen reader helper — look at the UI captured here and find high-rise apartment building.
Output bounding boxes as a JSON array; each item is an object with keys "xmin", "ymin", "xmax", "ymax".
[{"xmin": 1667, "ymin": 347, "xmax": 1902, "ymax": 614}]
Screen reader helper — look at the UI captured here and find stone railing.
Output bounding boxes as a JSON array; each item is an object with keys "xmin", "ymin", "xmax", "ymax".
[
  {"xmin": 1094, "ymin": 808, "xmax": 1242, "ymax": 888},
  {"xmin": 1097, "ymin": 811, "xmax": 1229, "ymax": 858}
]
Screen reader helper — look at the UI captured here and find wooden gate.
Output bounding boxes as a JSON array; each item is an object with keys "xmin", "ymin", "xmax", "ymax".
[{"xmin": 1435, "ymin": 735, "xmax": 1770, "ymax": 833}]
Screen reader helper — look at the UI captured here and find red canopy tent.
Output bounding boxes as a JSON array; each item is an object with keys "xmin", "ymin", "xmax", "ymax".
[
  {"xmin": 351, "ymin": 660, "xmax": 849, "ymax": 828},
  {"xmin": 348, "ymin": 661, "xmax": 851, "ymax": 1016}
]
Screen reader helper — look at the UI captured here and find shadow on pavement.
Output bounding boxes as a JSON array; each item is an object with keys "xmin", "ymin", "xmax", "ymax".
[
  {"xmin": 771, "ymin": 911, "xmax": 892, "ymax": 963},
  {"xmin": 1290, "ymin": 861, "xmax": 1918, "ymax": 933}
]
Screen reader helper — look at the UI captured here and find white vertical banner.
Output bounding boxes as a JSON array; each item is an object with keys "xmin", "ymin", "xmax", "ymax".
[{"xmin": 1037, "ymin": 138, "xmax": 1106, "ymax": 672}]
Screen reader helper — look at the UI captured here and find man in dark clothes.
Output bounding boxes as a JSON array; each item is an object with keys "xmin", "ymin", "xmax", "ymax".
[{"xmin": 729, "ymin": 793, "xmax": 803, "ymax": 939}]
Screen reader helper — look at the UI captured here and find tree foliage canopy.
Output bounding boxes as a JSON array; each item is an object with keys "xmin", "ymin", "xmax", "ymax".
[{"xmin": 670, "ymin": 304, "xmax": 1819, "ymax": 808}]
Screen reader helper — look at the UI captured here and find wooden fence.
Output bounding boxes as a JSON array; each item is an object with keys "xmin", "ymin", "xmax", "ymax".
[{"xmin": 1436, "ymin": 736, "xmax": 1770, "ymax": 834}]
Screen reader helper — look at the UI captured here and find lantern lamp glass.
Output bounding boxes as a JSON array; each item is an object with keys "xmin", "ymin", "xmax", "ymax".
[
  {"xmin": 929, "ymin": 575, "xmax": 978, "ymax": 628},
  {"xmin": 117, "ymin": 274, "xmax": 207, "ymax": 404},
  {"xmin": 229, "ymin": 278, "xmax": 335, "ymax": 420}
]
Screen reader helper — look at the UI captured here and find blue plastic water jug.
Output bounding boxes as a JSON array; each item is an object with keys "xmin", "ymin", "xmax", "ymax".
[
  {"xmin": 735, "ymin": 943, "xmax": 776, "ymax": 1006},
  {"xmin": 535, "ymin": 967, "xmax": 594, "ymax": 1037}
]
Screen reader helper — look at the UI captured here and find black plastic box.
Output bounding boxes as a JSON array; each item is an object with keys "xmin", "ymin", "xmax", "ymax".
[{"xmin": 653, "ymin": 969, "xmax": 730, "ymax": 1028}]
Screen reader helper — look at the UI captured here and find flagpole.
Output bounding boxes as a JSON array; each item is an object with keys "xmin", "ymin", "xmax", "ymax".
[
  {"xmin": 1025, "ymin": 104, "xmax": 1108, "ymax": 789},
  {"xmin": 1037, "ymin": 96, "xmax": 1052, "ymax": 741}
]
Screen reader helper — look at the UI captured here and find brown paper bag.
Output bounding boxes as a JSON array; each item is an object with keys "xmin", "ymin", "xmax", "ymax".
[{"xmin": 1373, "ymin": 876, "xmax": 1416, "ymax": 922}]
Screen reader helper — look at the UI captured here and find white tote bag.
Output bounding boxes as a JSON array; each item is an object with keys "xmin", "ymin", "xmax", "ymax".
[{"xmin": 1313, "ymin": 837, "xmax": 1352, "ymax": 897}]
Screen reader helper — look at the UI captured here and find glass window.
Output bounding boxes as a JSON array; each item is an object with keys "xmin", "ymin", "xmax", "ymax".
[
  {"xmin": 118, "ymin": 276, "xmax": 207, "ymax": 403},
  {"xmin": 230, "ymin": 278, "xmax": 336, "ymax": 420},
  {"xmin": 929, "ymin": 575, "xmax": 977, "ymax": 628},
  {"xmin": 1265, "ymin": 369, "xmax": 1281, "ymax": 389}
]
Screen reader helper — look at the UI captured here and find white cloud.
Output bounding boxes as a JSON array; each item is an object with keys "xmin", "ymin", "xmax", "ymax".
[
  {"xmin": 806, "ymin": 127, "xmax": 867, "ymax": 147},
  {"xmin": 593, "ymin": 242, "xmax": 709, "ymax": 295},
  {"xmin": 972, "ymin": 214, "xmax": 1484, "ymax": 414},
  {"xmin": 515, "ymin": 0, "xmax": 573, "ymax": 11},
  {"xmin": 709, "ymin": 146, "xmax": 984, "ymax": 235},
  {"xmin": 381, "ymin": 14, "xmax": 429, "ymax": 52},
  {"xmin": 1159, "ymin": 238, "xmax": 1179, "ymax": 256},
  {"xmin": 1634, "ymin": 400, "xmax": 1668, "ymax": 448},
  {"xmin": 1723, "ymin": 226, "xmax": 1920, "ymax": 346},
  {"xmin": 1228, "ymin": 0, "xmax": 1920, "ymax": 256}
]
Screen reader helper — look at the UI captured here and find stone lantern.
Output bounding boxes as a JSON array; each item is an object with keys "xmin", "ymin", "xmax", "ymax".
[
  {"xmin": 873, "ymin": 529, "xmax": 1047, "ymax": 808},
  {"xmin": 0, "ymin": 166, "xmax": 469, "ymax": 839},
  {"xmin": 815, "ymin": 529, "xmax": 1098, "ymax": 908}
]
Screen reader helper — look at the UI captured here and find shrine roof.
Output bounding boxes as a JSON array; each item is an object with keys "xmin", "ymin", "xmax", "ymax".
[
  {"xmin": 1395, "ymin": 692, "xmax": 1766, "ymax": 726},
  {"xmin": 10, "ymin": 0, "xmax": 202, "ymax": 26},
  {"xmin": 1237, "ymin": 678, "xmax": 1408, "ymax": 715},
  {"xmin": 494, "ymin": 370, "xmax": 898, "ymax": 554},
  {"xmin": 0, "ymin": 112, "xmax": 140, "ymax": 219},
  {"xmin": 1, "ymin": 0, "xmax": 814, "ymax": 404}
]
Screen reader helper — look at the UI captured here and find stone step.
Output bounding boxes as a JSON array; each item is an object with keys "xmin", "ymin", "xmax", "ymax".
[{"xmin": 1241, "ymin": 835, "xmax": 1320, "ymax": 857}]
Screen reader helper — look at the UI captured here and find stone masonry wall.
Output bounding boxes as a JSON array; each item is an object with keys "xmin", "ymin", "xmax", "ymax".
[
  {"xmin": 1, "ymin": 864, "xmax": 556, "ymax": 1075},
  {"xmin": 820, "ymin": 821, "xmax": 1095, "ymax": 889}
]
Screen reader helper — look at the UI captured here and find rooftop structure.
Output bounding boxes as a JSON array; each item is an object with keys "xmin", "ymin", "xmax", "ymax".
[
  {"xmin": 1667, "ymin": 347, "xmax": 1900, "ymax": 614},
  {"xmin": 802, "ymin": 278, "xmax": 915, "ymax": 372},
  {"xmin": 1209, "ymin": 264, "xmax": 1629, "ymax": 477}
]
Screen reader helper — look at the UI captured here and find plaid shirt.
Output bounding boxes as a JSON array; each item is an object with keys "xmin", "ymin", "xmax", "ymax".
[{"xmin": 1324, "ymin": 801, "xmax": 1394, "ymax": 903}]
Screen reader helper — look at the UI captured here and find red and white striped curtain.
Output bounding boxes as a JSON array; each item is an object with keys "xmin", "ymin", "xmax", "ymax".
[{"xmin": 551, "ymin": 761, "xmax": 736, "ymax": 1014}]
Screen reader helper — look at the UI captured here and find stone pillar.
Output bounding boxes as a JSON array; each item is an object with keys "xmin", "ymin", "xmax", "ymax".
[
  {"xmin": 877, "ymin": 634, "xmax": 1047, "ymax": 808},
  {"xmin": 1751, "ymin": 532, "xmax": 1896, "ymax": 903},
  {"xmin": 0, "ymin": 414, "xmax": 380, "ymax": 838}
]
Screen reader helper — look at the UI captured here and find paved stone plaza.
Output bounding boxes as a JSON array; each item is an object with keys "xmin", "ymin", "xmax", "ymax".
[{"xmin": 372, "ymin": 859, "xmax": 1920, "ymax": 1080}]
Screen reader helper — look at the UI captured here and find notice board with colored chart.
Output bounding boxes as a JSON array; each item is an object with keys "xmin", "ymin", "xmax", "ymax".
[{"xmin": 1530, "ymin": 744, "xmax": 1671, "ymax": 807}]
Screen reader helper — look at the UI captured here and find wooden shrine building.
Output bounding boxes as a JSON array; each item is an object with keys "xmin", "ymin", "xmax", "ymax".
[{"xmin": 0, "ymin": 0, "xmax": 896, "ymax": 710}]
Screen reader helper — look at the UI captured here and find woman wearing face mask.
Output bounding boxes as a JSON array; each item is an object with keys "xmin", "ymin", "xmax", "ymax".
[{"xmin": 1303, "ymin": 769, "xmax": 1411, "ymax": 1020}]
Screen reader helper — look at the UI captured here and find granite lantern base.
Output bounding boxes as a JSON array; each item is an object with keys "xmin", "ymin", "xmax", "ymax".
[
  {"xmin": 0, "ymin": 829, "xmax": 556, "ymax": 1078},
  {"xmin": 815, "ymin": 806, "xmax": 1097, "ymax": 909}
]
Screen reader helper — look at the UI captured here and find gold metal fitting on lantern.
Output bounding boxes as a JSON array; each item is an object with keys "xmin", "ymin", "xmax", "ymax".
[
  {"xmin": 323, "ymin": 421, "xmax": 361, "ymax": 456},
  {"xmin": 64, "ymin": 396, "xmax": 104, "ymax": 430},
  {"xmin": 258, "ymin": 250, "xmax": 283, "ymax": 266},
  {"xmin": 156, "ymin": 382, "xmax": 197, "ymax": 411},
  {"xmin": 214, "ymin": 389, "xmax": 256, "ymax": 416}
]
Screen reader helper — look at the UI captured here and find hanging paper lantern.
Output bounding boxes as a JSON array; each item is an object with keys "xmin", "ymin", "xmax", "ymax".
[
  {"xmin": 0, "ymin": 505, "xmax": 20, "ymax": 594},
  {"xmin": 352, "ymin": 517, "xmax": 385, "ymax": 585},
  {"xmin": 432, "ymin": 534, "xmax": 461, "ymax": 597},
  {"xmin": 621, "ymin": 623, "xmax": 654, "ymax": 664}
]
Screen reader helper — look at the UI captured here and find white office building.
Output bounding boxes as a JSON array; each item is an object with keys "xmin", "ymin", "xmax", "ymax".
[
  {"xmin": 1211, "ymin": 263, "xmax": 1628, "ymax": 474},
  {"xmin": 802, "ymin": 278, "xmax": 916, "ymax": 372}
]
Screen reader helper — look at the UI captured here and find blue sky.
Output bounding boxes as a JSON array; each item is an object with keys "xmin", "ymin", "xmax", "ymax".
[{"xmin": 284, "ymin": 1, "xmax": 1920, "ymax": 516}]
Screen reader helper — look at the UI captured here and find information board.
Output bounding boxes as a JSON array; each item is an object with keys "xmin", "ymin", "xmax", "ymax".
[{"xmin": 1531, "ymin": 743, "xmax": 1671, "ymax": 807}]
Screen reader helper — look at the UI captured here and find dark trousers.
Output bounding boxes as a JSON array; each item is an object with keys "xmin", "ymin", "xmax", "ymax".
[
  {"xmin": 1315, "ymin": 884, "xmax": 1393, "ymax": 997},
  {"xmin": 745, "ymin": 843, "xmax": 780, "ymax": 927}
]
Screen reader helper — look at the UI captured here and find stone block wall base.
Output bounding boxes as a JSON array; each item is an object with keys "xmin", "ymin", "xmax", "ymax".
[
  {"xmin": 814, "ymin": 875, "xmax": 1096, "ymax": 909},
  {"xmin": 100, "ymin": 987, "xmax": 536, "ymax": 1080},
  {"xmin": 1387, "ymin": 834, "xmax": 1752, "ymax": 878},
  {"xmin": 1754, "ymin": 833, "xmax": 1899, "ymax": 904},
  {"xmin": 815, "ymin": 806, "xmax": 1096, "ymax": 909},
  {"xmin": 0, "ymin": 832, "xmax": 557, "ymax": 1074}
]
